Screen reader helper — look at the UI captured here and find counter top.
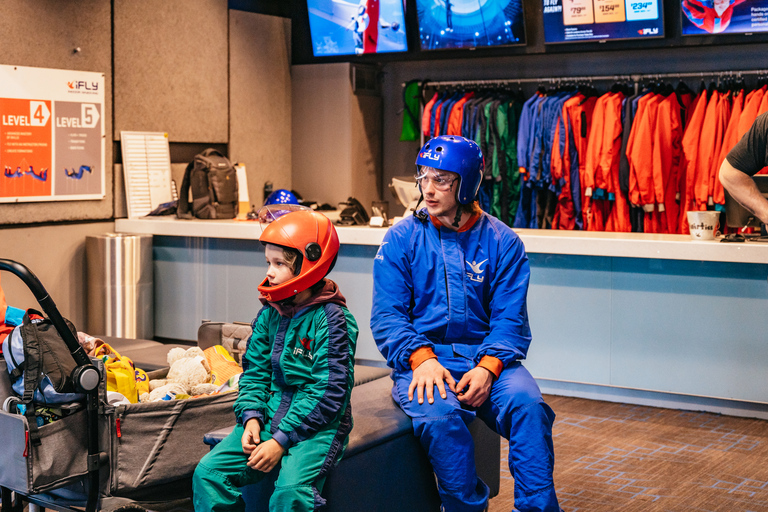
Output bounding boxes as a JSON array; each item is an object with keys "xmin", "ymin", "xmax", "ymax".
[{"xmin": 115, "ymin": 217, "xmax": 768, "ymax": 264}]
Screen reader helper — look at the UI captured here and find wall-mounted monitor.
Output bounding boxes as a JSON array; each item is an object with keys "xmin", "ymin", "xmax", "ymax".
[
  {"xmin": 307, "ymin": 0, "xmax": 409, "ymax": 57},
  {"xmin": 542, "ymin": 0, "xmax": 664, "ymax": 43},
  {"xmin": 681, "ymin": 0, "xmax": 768, "ymax": 35},
  {"xmin": 416, "ymin": 0, "xmax": 526, "ymax": 50}
]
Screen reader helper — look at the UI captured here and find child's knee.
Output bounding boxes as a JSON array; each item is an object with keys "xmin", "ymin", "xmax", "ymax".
[{"xmin": 270, "ymin": 484, "xmax": 323, "ymax": 512}]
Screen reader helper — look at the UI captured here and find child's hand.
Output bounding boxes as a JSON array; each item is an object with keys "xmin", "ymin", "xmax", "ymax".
[
  {"xmin": 247, "ymin": 439, "xmax": 285, "ymax": 473},
  {"xmin": 241, "ymin": 419, "xmax": 261, "ymax": 455}
]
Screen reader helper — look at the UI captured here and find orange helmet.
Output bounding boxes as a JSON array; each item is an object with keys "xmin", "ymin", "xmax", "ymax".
[{"xmin": 257, "ymin": 210, "xmax": 339, "ymax": 301}]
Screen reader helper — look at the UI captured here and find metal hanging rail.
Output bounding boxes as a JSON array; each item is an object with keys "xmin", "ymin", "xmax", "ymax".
[{"xmin": 407, "ymin": 69, "xmax": 768, "ymax": 89}]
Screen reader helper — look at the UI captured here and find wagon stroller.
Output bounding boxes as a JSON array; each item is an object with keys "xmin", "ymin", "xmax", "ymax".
[{"xmin": 0, "ymin": 259, "xmax": 235, "ymax": 511}]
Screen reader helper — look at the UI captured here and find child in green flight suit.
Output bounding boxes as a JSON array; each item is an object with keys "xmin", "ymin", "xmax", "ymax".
[{"xmin": 193, "ymin": 209, "xmax": 358, "ymax": 512}]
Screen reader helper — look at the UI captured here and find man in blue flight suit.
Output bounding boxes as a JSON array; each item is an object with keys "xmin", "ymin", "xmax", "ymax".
[{"xmin": 371, "ymin": 135, "xmax": 562, "ymax": 512}]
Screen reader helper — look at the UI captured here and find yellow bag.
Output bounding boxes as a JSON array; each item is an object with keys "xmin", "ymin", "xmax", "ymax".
[
  {"xmin": 204, "ymin": 345, "xmax": 242, "ymax": 386},
  {"xmin": 94, "ymin": 343, "xmax": 140, "ymax": 404},
  {"xmin": 135, "ymin": 367, "xmax": 149, "ymax": 396}
]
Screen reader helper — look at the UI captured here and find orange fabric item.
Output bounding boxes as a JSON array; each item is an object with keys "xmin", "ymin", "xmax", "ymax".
[
  {"xmin": 680, "ymin": 90, "xmax": 708, "ymax": 231},
  {"xmin": 707, "ymin": 91, "xmax": 731, "ymax": 204},
  {"xmin": 601, "ymin": 92, "xmax": 630, "ymax": 232},
  {"xmin": 204, "ymin": 345, "xmax": 243, "ymax": 387},
  {"xmin": 626, "ymin": 93, "xmax": 649, "ymax": 207},
  {"xmin": 571, "ymin": 96, "xmax": 597, "ymax": 229},
  {"xmin": 628, "ymin": 94, "xmax": 660, "ymax": 212},
  {"xmin": 737, "ymin": 86, "xmax": 765, "ymax": 139},
  {"xmin": 422, "ymin": 92, "xmax": 438, "ymax": 138},
  {"xmin": 409, "ymin": 346, "xmax": 437, "ymax": 370},
  {"xmin": 693, "ymin": 92, "xmax": 721, "ymax": 210},
  {"xmin": 585, "ymin": 94, "xmax": 608, "ymax": 199},
  {"xmin": 758, "ymin": 87, "xmax": 768, "ymax": 117},
  {"xmin": 446, "ymin": 93, "xmax": 474, "ymax": 136},
  {"xmin": 429, "ymin": 211, "xmax": 481, "ymax": 232},
  {"xmin": 652, "ymin": 94, "xmax": 685, "ymax": 233},
  {"xmin": 712, "ymin": 91, "xmax": 744, "ymax": 207},
  {"xmin": 552, "ymin": 95, "xmax": 585, "ymax": 230},
  {"xmin": 477, "ymin": 356, "xmax": 503, "ymax": 379}
]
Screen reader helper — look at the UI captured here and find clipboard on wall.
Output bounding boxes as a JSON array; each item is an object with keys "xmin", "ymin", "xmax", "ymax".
[{"xmin": 120, "ymin": 131, "xmax": 173, "ymax": 218}]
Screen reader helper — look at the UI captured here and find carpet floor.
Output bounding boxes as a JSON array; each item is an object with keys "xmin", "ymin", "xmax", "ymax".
[{"xmin": 490, "ymin": 394, "xmax": 768, "ymax": 512}]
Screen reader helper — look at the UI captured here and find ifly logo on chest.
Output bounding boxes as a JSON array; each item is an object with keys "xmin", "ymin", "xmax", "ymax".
[{"xmin": 466, "ymin": 259, "xmax": 488, "ymax": 283}]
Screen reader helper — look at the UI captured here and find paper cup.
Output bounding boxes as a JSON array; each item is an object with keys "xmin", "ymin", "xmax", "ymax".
[{"xmin": 686, "ymin": 211, "xmax": 720, "ymax": 240}]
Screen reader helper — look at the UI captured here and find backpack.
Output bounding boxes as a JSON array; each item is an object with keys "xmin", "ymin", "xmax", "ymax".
[
  {"xmin": 177, "ymin": 149, "xmax": 239, "ymax": 219},
  {"xmin": 2, "ymin": 309, "xmax": 85, "ymax": 444}
]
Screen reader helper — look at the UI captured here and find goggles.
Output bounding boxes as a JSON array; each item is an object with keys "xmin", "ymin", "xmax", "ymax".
[{"xmin": 414, "ymin": 167, "xmax": 459, "ymax": 192}]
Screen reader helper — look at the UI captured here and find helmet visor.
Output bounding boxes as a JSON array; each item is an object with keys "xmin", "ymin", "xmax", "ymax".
[{"xmin": 256, "ymin": 204, "xmax": 313, "ymax": 225}]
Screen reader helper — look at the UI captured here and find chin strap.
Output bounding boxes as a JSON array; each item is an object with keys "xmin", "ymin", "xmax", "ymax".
[
  {"xmin": 412, "ymin": 194, "xmax": 428, "ymax": 222},
  {"xmin": 451, "ymin": 203, "xmax": 464, "ymax": 228}
]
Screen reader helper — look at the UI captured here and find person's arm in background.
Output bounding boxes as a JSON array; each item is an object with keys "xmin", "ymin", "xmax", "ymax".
[
  {"xmin": 719, "ymin": 111, "xmax": 768, "ymax": 225},
  {"xmin": 719, "ymin": 159, "xmax": 768, "ymax": 224}
]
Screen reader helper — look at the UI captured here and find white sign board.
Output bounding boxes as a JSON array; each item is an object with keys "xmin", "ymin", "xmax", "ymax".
[{"xmin": 0, "ymin": 64, "xmax": 106, "ymax": 203}]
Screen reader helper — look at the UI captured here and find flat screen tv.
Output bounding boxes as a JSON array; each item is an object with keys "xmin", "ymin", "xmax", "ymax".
[
  {"xmin": 416, "ymin": 0, "xmax": 526, "ymax": 50},
  {"xmin": 681, "ymin": 0, "xmax": 768, "ymax": 35},
  {"xmin": 542, "ymin": 0, "xmax": 664, "ymax": 43},
  {"xmin": 307, "ymin": 0, "xmax": 409, "ymax": 56}
]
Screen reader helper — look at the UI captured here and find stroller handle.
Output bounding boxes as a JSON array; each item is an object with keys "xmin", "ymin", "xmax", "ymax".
[{"xmin": 0, "ymin": 259, "xmax": 91, "ymax": 369}]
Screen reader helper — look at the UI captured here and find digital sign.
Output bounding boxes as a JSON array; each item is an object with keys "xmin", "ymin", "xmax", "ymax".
[
  {"xmin": 682, "ymin": 0, "xmax": 768, "ymax": 35},
  {"xmin": 416, "ymin": 0, "xmax": 526, "ymax": 50},
  {"xmin": 543, "ymin": 0, "xmax": 664, "ymax": 42},
  {"xmin": 307, "ymin": 0, "xmax": 408, "ymax": 57}
]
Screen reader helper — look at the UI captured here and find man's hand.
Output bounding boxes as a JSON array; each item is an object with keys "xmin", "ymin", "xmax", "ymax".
[
  {"xmin": 241, "ymin": 418, "xmax": 261, "ymax": 455},
  {"xmin": 409, "ymin": 358, "xmax": 457, "ymax": 404},
  {"xmin": 455, "ymin": 367, "xmax": 494, "ymax": 407},
  {"xmin": 247, "ymin": 439, "xmax": 285, "ymax": 473}
]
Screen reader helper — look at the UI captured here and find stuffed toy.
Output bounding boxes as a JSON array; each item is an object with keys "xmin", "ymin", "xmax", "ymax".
[{"xmin": 140, "ymin": 347, "xmax": 220, "ymax": 402}]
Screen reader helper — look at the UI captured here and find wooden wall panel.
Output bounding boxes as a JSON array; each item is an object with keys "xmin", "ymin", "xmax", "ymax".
[
  {"xmin": 113, "ymin": 0, "xmax": 229, "ymax": 143},
  {"xmin": 0, "ymin": 0, "xmax": 113, "ymax": 224},
  {"xmin": 229, "ymin": 11, "xmax": 292, "ymax": 207}
]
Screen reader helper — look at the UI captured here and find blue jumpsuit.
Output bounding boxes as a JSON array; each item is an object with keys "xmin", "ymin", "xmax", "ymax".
[{"xmin": 371, "ymin": 212, "xmax": 561, "ymax": 512}]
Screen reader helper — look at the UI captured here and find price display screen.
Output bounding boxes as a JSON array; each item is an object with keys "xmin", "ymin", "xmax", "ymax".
[{"xmin": 543, "ymin": 0, "xmax": 664, "ymax": 42}]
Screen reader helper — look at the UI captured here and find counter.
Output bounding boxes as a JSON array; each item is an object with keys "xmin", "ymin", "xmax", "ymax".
[
  {"xmin": 116, "ymin": 217, "xmax": 768, "ymax": 263},
  {"xmin": 115, "ymin": 217, "xmax": 768, "ymax": 418}
]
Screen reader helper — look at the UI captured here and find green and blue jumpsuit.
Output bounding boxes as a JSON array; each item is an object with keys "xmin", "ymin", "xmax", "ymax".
[{"xmin": 193, "ymin": 280, "xmax": 358, "ymax": 512}]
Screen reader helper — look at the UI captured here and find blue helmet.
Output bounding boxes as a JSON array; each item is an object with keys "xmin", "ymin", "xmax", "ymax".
[
  {"xmin": 415, "ymin": 135, "xmax": 484, "ymax": 205},
  {"xmin": 264, "ymin": 189, "xmax": 299, "ymax": 206}
]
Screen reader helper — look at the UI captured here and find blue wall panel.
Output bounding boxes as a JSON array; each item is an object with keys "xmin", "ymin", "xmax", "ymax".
[
  {"xmin": 609, "ymin": 258, "xmax": 768, "ymax": 402},
  {"xmin": 525, "ymin": 254, "xmax": 614, "ymax": 385}
]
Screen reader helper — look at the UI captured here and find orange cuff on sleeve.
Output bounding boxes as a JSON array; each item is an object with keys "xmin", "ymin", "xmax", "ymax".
[
  {"xmin": 477, "ymin": 356, "xmax": 503, "ymax": 379},
  {"xmin": 409, "ymin": 346, "xmax": 437, "ymax": 371}
]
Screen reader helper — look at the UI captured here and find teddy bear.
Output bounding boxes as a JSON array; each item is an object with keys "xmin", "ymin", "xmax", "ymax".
[{"xmin": 139, "ymin": 347, "xmax": 221, "ymax": 402}]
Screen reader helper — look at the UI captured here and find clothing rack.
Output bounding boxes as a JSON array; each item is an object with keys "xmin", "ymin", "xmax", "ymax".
[
  {"xmin": 409, "ymin": 69, "xmax": 768, "ymax": 143},
  {"xmin": 411, "ymin": 69, "xmax": 768, "ymax": 89}
]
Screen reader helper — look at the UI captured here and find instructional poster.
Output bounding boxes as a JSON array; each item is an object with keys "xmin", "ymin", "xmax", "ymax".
[
  {"xmin": 0, "ymin": 65, "xmax": 105, "ymax": 203},
  {"xmin": 543, "ymin": 0, "xmax": 664, "ymax": 42}
]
